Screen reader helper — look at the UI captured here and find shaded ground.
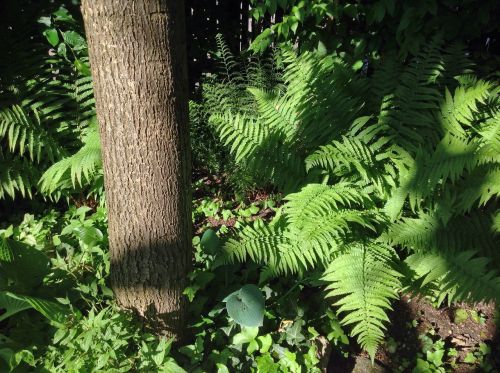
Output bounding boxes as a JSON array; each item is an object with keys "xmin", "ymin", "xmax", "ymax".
[{"xmin": 329, "ymin": 295, "xmax": 499, "ymax": 372}]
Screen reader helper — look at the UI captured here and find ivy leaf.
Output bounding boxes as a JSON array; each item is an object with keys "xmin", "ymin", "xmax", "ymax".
[
  {"xmin": 285, "ymin": 319, "xmax": 306, "ymax": 345},
  {"xmin": 232, "ymin": 326, "xmax": 259, "ymax": 345},
  {"xmin": 224, "ymin": 284, "xmax": 265, "ymax": 327},
  {"xmin": 258, "ymin": 334, "xmax": 273, "ymax": 353}
]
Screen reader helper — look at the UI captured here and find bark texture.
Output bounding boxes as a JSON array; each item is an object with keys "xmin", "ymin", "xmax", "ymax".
[{"xmin": 81, "ymin": 0, "xmax": 191, "ymax": 339}]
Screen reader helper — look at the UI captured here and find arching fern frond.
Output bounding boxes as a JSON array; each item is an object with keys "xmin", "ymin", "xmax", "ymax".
[
  {"xmin": 0, "ymin": 152, "xmax": 39, "ymax": 199},
  {"xmin": 223, "ymin": 217, "xmax": 336, "ymax": 276},
  {"xmin": 323, "ymin": 242, "xmax": 401, "ymax": 360},
  {"xmin": 39, "ymin": 123, "xmax": 101, "ymax": 196},
  {"xmin": 439, "ymin": 80, "xmax": 491, "ymax": 138},
  {"xmin": 406, "ymin": 250, "xmax": 500, "ymax": 306},
  {"xmin": 385, "ymin": 212, "xmax": 499, "ymax": 261},
  {"xmin": 0, "ymin": 105, "xmax": 63, "ymax": 162}
]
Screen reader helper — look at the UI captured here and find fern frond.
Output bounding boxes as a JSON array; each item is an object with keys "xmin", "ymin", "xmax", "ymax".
[
  {"xmin": 323, "ymin": 242, "xmax": 401, "ymax": 359},
  {"xmin": 285, "ymin": 183, "xmax": 372, "ymax": 223},
  {"xmin": 385, "ymin": 212, "xmax": 499, "ymax": 260},
  {"xmin": 0, "ymin": 151, "xmax": 39, "ymax": 199},
  {"xmin": 406, "ymin": 250, "xmax": 500, "ymax": 306},
  {"xmin": 223, "ymin": 219, "xmax": 289, "ymax": 271},
  {"xmin": 39, "ymin": 123, "xmax": 101, "ymax": 195},
  {"xmin": 211, "ymin": 111, "xmax": 266, "ymax": 163},
  {"xmin": 0, "ymin": 105, "xmax": 62, "ymax": 162},
  {"xmin": 214, "ymin": 33, "xmax": 240, "ymax": 84},
  {"xmin": 248, "ymin": 87, "xmax": 298, "ymax": 142},
  {"xmin": 455, "ymin": 166, "xmax": 500, "ymax": 212},
  {"xmin": 439, "ymin": 80, "xmax": 491, "ymax": 138}
]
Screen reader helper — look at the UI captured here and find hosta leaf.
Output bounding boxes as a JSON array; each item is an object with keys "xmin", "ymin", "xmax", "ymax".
[{"xmin": 224, "ymin": 285, "xmax": 264, "ymax": 327}]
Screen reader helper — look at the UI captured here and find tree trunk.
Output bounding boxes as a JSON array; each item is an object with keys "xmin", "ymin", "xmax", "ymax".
[{"xmin": 81, "ymin": 0, "xmax": 192, "ymax": 340}]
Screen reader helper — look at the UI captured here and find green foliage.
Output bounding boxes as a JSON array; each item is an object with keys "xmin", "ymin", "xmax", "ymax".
[
  {"xmin": 218, "ymin": 39, "xmax": 500, "ymax": 359},
  {"xmin": 180, "ymin": 193, "xmax": 346, "ymax": 372},
  {"xmin": 39, "ymin": 121, "xmax": 103, "ymax": 198},
  {"xmin": 323, "ymin": 242, "xmax": 401, "ymax": 359},
  {"xmin": 0, "ymin": 291, "xmax": 69, "ymax": 324},
  {"xmin": 43, "ymin": 307, "xmax": 185, "ymax": 373},
  {"xmin": 0, "ymin": 207, "xmax": 184, "ymax": 372},
  {"xmin": 405, "ymin": 251, "xmax": 500, "ymax": 306},
  {"xmin": 224, "ymin": 284, "xmax": 265, "ymax": 327},
  {"xmin": 0, "ymin": 5, "xmax": 97, "ymax": 201},
  {"xmin": 249, "ymin": 0, "xmax": 499, "ymax": 64},
  {"xmin": 210, "ymin": 45, "xmax": 365, "ymax": 192}
]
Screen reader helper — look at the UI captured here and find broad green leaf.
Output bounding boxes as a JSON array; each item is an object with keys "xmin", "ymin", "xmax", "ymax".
[
  {"xmin": 73, "ymin": 226, "xmax": 103, "ymax": 246},
  {"xmin": 200, "ymin": 229, "xmax": 220, "ymax": 255},
  {"xmin": 249, "ymin": 29, "xmax": 273, "ymax": 54},
  {"xmin": 224, "ymin": 285, "xmax": 265, "ymax": 327},
  {"xmin": 0, "ymin": 348, "xmax": 35, "ymax": 371},
  {"xmin": 0, "ymin": 240, "xmax": 50, "ymax": 289},
  {"xmin": 0, "ymin": 291, "xmax": 70, "ymax": 324},
  {"xmin": 43, "ymin": 29, "xmax": 59, "ymax": 47}
]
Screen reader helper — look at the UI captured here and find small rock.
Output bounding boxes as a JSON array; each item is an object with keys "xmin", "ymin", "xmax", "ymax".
[{"xmin": 352, "ymin": 356, "xmax": 386, "ymax": 373}]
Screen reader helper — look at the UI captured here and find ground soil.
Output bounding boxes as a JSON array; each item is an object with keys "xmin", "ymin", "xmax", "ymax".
[{"xmin": 329, "ymin": 294, "xmax": 499, "ymax": 372}]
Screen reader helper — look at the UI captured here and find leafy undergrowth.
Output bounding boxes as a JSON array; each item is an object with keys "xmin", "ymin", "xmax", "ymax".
[{"xmin": 0, "ymin": 177, "xmax": 498, "ymax": 372}]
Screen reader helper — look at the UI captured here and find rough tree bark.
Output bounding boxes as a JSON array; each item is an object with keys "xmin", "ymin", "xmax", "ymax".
[{"xmin": 81, "ymin": 0, "xmax": 192, "ymax": 339}]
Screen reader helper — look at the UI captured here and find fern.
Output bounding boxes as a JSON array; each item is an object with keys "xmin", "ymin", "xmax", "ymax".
[
  {"xmin": 406, "ymin": 250, "xmax": 500, "ymax": 306},
  {"xmin": 222, "ymin": 218, "xmax": 309, "ymax": 275},
  {"xmin": 323, "ymin": 242, "xmax": 401, "ymax": 360},
  {"xmin": 385, "ymin": 212, "xmax": 499, "ymax": 260},
  {"xmin": 40, "ymin": 122, "xmax": 102, "ymax": 197},
  {"xmin": 208, "ymin": 46, "xmax": 365, "ymax": 192},
  {"xmin": 0, "ymin": 150, "xmax": 39, "ymax": 199},
  {"xmin": 219, "ymin": 39, "xmax": 500, "ymax": 359},
  {"xmin": 0, "ymin": 7, "xmax": 96, "ymax": 200}
]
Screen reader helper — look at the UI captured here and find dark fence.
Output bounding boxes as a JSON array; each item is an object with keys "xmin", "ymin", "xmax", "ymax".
[{"xmin": 185, "ymin": 0, "xmax": 278, "ymax": 91}]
